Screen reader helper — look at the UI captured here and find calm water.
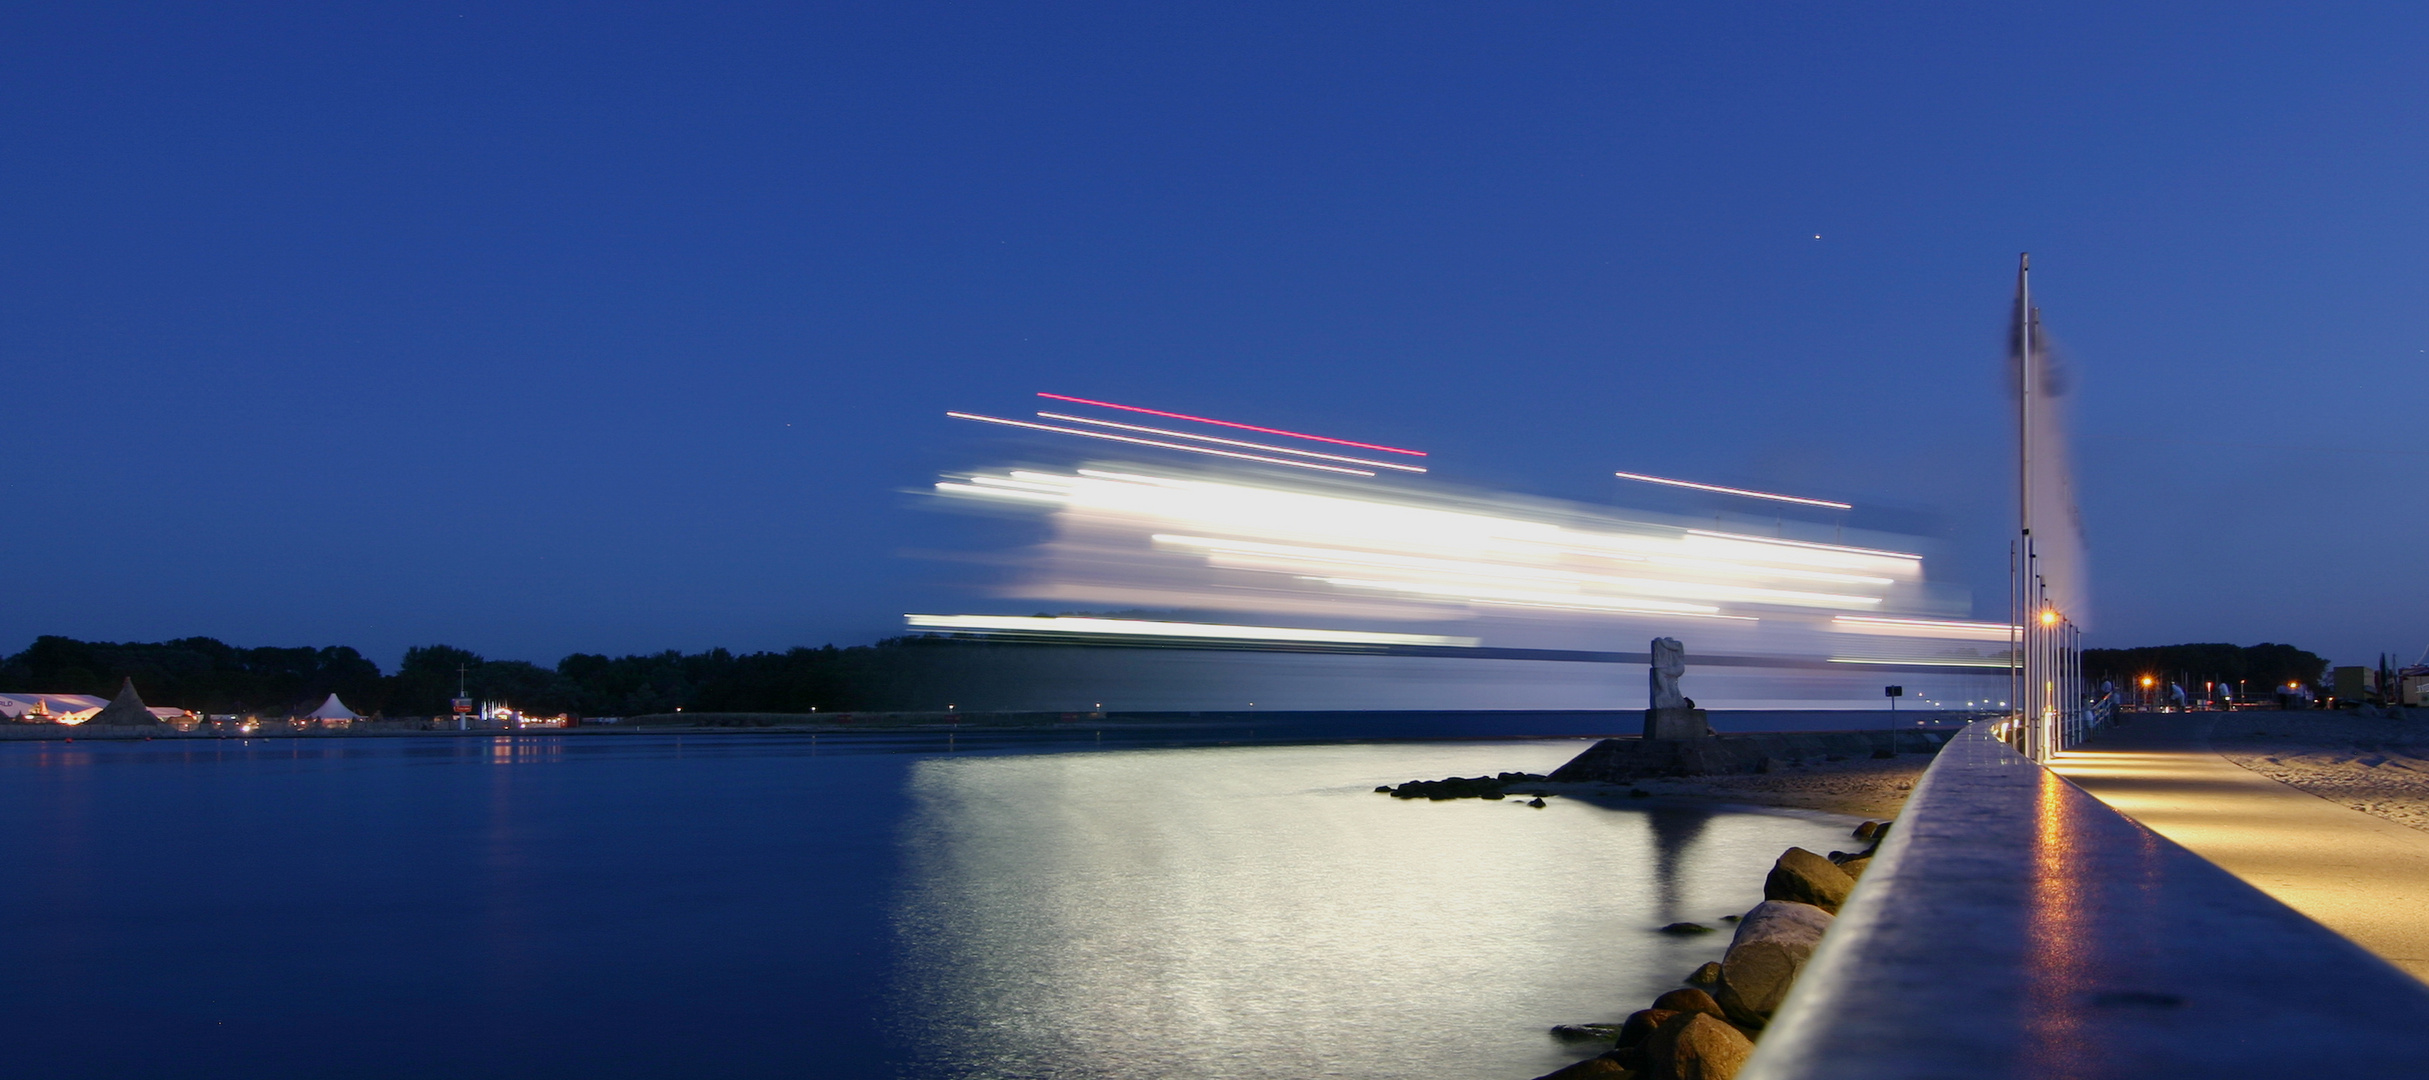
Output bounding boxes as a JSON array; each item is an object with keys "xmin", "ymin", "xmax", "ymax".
[{"xmin": 0, "ymin": 733, "xmax": 1857, "ymax": 1079}]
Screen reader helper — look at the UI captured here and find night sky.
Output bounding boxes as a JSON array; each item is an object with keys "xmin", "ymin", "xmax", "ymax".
[{"xmin": 5, "ymin": 4, "xmax": 2423, "ymax": 670}]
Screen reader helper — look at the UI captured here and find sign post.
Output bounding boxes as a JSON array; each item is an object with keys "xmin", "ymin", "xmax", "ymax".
[{"xmin": 1885, "ymin": 685, "xmax": 1904, "ymax": 754}]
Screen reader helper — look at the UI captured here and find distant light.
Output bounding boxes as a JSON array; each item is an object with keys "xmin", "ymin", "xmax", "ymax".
[
  {"xmin": 904, "ymin": 614, "xmax": 1479, "ymax": 648},
  {"xmin": 947, "ymin": 412, "xmax": 1376, "ymax": 475},
  {"xmin": 1615, "ymin": 471, "xmax": 1852, "ymax": 510},
  {"xmin": 1037, "ymin": 393, "xmax": 1427, "ymax": 456},
  {"xmin": 2038, "ymin": 609, "xmax": 2059, "ymax": 626}
]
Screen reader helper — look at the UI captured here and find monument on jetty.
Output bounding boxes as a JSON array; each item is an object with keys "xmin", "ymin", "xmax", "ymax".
[{"xmin": 1642, "ymin": 636, "xmax": 1712, "ymax": 740}]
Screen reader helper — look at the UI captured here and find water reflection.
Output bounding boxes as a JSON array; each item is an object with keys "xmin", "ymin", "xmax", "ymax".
[{"xmin": 888, "ymin": 741, "xmax": 1856, "ymax": 1080}]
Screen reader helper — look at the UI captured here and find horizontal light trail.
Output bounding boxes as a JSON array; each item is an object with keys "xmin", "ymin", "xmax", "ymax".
[
  {"xmin": 1158, "ymin": 534, "xmax": 1883, "ymax": 608},
  {"xmin": 1037, "ymin": 412, "xmax": 1427, "ymax": 472},
  {"xmin": 930, "ymin": 466, "xmax": 1936, "ymax": 624},
  {"xmin": 1826, "ymin": 656, "xmax": 2012, "ymax": 668},
  {"xmin": 1038, "ymin": 393, "xmax": 1427, "ymax": 456},
  {"xmin": 1685, "ymin": 529, "xmax": 1922, "ymax": 561},
  {"xmin": 1833, "ymin": 615, "xmax": 2018, "ymax": 639},
  {"xmin": 1614, "ymin": 471, "xmax": 1853, "ymax": 509},
  {"xmin": 946, "ymin": 413, "xmax": 1375, "ymax": 475},
  {"xmin": 934, "ymin": 481, "xmax": 1068, "ymax": 503},
  {"xmin": 904, "ymin": 614, "xmax": 1476, "ymax": 647}
]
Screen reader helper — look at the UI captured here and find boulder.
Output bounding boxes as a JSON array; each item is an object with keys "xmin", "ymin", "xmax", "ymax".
[
  {"xmin": 1652, "ymin": 987, "xmax": 1727, "ymax": 1021},
  {"xmin": 1716, "ymin": 900, "xmax": 1833, "ymax": 1026},
  {"xmin": 1616, "ymin": 1008, "xmax": 1680, "ymax": 1048},
  {"xmin": 1852, "ymin": 820, "xmax": 1879, "ymax": 840},
  {"xmin": 1645, "ymin": 1012, "xmax": 1756, "ymax": 1080},
  {"xmin": 1762, "ymin": 847, "xmax": 1855, "ymax": 914},
  {"xmin": 1685, "ymin": 961, "xmax": 1724, "ymax": 986},
  {"xmin": 1531, "ymin": 1056, "xmax": 1633, "ymax": 1080},
  {"xmin": 1659, "ymin": 922, "xmax": 1717, "ymax": 936},
  {"xmin": 1838, "ymin": 856, "xmax": 1872, "ymax": 881}
]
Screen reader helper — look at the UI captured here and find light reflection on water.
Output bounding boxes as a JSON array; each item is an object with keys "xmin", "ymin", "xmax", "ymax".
[{"xmin": 889, "ymin": 741, "xmax": 1858, "ymax": 1080}]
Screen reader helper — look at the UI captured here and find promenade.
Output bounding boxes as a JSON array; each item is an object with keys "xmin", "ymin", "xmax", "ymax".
[{"xmin": 2051, "ymin": 713, "xmax": 2429, "ymax": 982}]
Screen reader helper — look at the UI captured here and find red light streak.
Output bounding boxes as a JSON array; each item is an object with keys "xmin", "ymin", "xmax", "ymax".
[{"xmin": 1037, "ymin": 393, "xmax": 1427, "ymax": 456}]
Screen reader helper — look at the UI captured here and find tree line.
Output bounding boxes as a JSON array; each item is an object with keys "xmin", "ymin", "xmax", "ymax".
[
  {"xmin": 2080, "ymin": 642, "xmax": 2328, "ymax": 695},
  {"xmin": 0, "ymin": 634, "xmax": 991, "ymax": 718}
]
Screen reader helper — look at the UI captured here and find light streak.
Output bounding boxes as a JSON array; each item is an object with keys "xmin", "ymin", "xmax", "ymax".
[
  {"xmin": 1037, "ymin": 412, "xmax": 1427, "ymax": 472},
  {"xmin": 1157, "ymin": 534, "xmax": 1884, "ymax": 608},
  {"xmin": 1684, "ymin": 529, "xmax": 1922, "ymax": 561},
  {"xmin": 1614, "ymin": 471, "xmax": 1853, "ymax": 509},
  {"xmin": 1832, "ymin": 615, "xmax": 2018, "ymax": 639},
  {"xmin": 904, "ymin": 614, "xmax": 1476, "ymax": 647},
  {"xmin": 930, "ymin": 466, "xmax": 1936, "ymax": 624},
  {"xmin": 946, "ymin": 413, "xmax": 1375, "ymax": 475},
  {"xmin": 1037, "ymin": 393, "xmax": 1427, "ymax": 456},
  {"xmin": 1827, "ymin": 656, "xmax": 2013, "ymax": 668}
]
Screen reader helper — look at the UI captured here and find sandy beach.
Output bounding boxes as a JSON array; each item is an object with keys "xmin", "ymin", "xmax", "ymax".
[{"xmin": 2199, "ymin": 711, "xmax": 2429, "ymax": 832}]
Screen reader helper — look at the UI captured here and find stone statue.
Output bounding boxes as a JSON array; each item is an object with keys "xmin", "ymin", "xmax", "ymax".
[
  {"xmin": 1649, "ymin": 637, "xmax": 1687, "ymax": 710},
  {"xmin": 1643, "ymin": 637, "xmax": 1710, "ymax": 740}
]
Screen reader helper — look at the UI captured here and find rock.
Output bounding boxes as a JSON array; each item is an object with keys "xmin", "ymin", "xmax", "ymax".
[
  {"xmin": 1603, "ymin": 1044, "xmax": 1647, "ymax": 1070},
  {"xmin": 1550, "ymin": 1023, "xmax": 1625, "ymax": 1044},
  {"xmin": 1762, "ymin": 847, "xmax": 1855, "ymax": 914},
  {"xmin": 1529, "ymin": 797, "xmax": 1547, "ymax": 808},
  {"xmin": 1686, "ymin": 961, "xmax": 1723, "ymax": 986},
  {"xmin": 1373, "ymin": 786, "xmax": 1392, "ymax": 793},
  {"xmin": 1716, "ymin": 900, "xmax": 1833, "ymax": 1026},
  {"xmin": 1652, "ymin": 987, "xmax": 1726, "ymax": 1021},
  {"xmin": 1838, "ymin": 856, "xmax": 1871, "ymax": 881},
  {"xmin": 1629, "ymin": 788, "xmax": 1651, "ymax": 798},
  {"xmin": 1646, "ymin": 1012, "xmax": 1755, "ymax": 1080},
  {"xmin": 1616, "ymin": 1008, "xmax": 1679, "ymax": 1047},
  {"xmin": 1530, "ymin": 1056, "xmax": 1634, "ymax": 1080},
  {"xmin": 1659, "ymin": 922, "xmax": 1716, "ymax": 936},
  {"xmin": 1853, "ymin": 821, "xmax": 1879, "ymax": 839}
]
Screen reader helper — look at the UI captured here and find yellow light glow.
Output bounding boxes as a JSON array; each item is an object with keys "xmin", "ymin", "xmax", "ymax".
[{"xmin": 2038, "ymin": 609, "xmax": 2059, "ymax": 626}]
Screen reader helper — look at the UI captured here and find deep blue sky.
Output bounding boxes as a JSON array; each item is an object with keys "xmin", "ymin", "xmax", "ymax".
[{"xmin": 5, "ymin": 3, "xmax": 2423, "ymax": 670}]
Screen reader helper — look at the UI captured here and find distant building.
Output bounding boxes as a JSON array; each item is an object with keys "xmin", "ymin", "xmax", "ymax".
[
  {"xmin": 2332, "ymin": 666, "xmax": 2375, "ymax": 703},
  {"xmin": 0, "ymin": 693, "xmax": 109, "ymax": 723}
]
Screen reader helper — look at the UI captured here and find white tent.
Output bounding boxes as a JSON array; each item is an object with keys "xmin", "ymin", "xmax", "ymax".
[
  {"xmin": 305, "ymin": 694, "xmax": 360, "ymax": 721},
  {"xmin": 0, "ymin": 693, "xmax": 107, "ymax": 722}
]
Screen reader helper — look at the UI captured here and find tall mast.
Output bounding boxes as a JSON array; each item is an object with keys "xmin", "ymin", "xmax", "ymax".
[{"xmin": 2016, "ymin": 253, "xmax": 2033, "ymax": 540}]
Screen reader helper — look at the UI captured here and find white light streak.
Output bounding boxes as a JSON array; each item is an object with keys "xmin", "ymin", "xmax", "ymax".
[
  {"xmin": 905, "ymin": 614, "xmax": 1477, "ymax": 647},
  {"xmin": 929, "ymin": 467, "xmax": 1938, "ymax": 628},
  {"xmin": 1827, "ymin": 656, "xmax": 2013, "ymax": 668},
  {"xmin": 1832, "ymin": 615, "xmax": 2018, "ymax": 640},
  {"xmin": 1037, "ymin": 412, "xmax": 1427, "ymax": 472},
  {"xmin": 1684, "ymin": 529, "xmax": 1922, "ymax": 561},
  {"xmin": 1615, "ymin": 471, "xmax": 1853, "ymax": 509},
  {"xmin": 947, "ymin": 413, "xmax": 1376, "ymax": 475}
]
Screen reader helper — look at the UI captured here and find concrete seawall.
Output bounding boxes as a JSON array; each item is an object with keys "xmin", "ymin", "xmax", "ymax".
[{"xmin": 1740, "ymin": 718, "xmax": 2429, "ymax": 1077}]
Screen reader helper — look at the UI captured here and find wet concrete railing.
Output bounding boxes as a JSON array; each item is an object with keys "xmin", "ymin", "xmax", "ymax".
[{"xmin": 1740, "ymin": 718, "xmax": 2429, "ymax": 1078}]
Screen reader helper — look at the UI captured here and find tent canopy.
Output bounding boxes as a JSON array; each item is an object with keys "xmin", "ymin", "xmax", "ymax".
[{"xmin": 306, "ymin": 693, "xmax": 360, "ymax": 721}]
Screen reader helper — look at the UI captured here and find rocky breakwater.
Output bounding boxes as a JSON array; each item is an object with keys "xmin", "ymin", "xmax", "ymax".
[
  {"xmin": 1530, "ymin": 821, "xmax": 1889, "ymax": 1080},
  {"xmin": 1548, "ymin": 731, "xmax": 1944, "ymax": 782}
]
